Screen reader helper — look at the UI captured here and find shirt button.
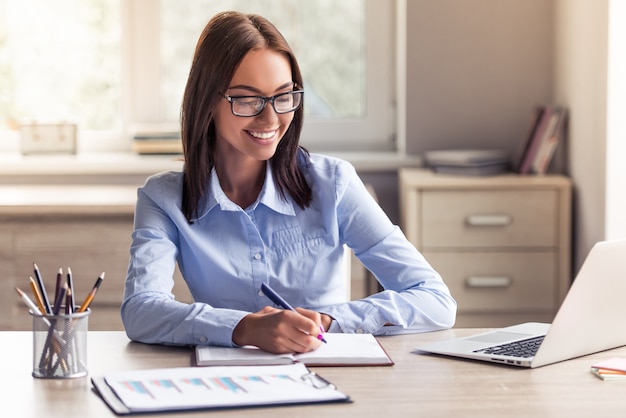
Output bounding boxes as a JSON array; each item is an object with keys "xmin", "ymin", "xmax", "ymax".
[
  {"xmin": 257, "ymin": 290, "xmax": 264, "ymax": 297},
  {"xmin": 199, "ymin": 336, "xmax": 208, "ymax": 343},
  {"xmin": 254, "ymin": 253, "xmax": 262, "ymax": 260},
  {"xmin": 355, "ymin": 328, "xmax": 364, "ymax": 334}
]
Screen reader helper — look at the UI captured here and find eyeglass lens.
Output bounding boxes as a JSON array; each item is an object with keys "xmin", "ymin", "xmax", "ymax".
[{"xmin": 230, "ymin": 91, "xmax": 302, "ymax": 116}]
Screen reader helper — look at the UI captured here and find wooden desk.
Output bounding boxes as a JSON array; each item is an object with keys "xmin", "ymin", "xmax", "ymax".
[{"xmin": 5, "ymin": 330, "xmax": 626, "ymax": 417}]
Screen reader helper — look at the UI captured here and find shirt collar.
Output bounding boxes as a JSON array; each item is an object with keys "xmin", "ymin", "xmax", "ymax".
[{"xmin": 200, "ymin": 163, "xmax": 296, "ymax": 218}]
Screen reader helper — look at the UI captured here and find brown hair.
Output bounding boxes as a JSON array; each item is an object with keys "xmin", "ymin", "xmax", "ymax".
[{"xmin": 180, "ymin": 11, "xmax": 311, "ymax": 222}]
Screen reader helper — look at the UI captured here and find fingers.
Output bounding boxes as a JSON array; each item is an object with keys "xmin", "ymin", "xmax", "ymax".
[{"xmin": 232, "ymin": 308, "xmax": 323, "ymax": 354}]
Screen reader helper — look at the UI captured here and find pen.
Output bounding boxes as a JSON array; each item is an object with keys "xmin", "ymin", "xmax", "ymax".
[
  {"xmin": 33, "ymin": 262, "xmax": 52, "ymax": 314},
  {"xmin": 78, "ymin": 272, "xmax": 105, "ymax": 313},
  {"xmin": 260, "ymin": 282, "xmax": 327, "ymax": 343}
]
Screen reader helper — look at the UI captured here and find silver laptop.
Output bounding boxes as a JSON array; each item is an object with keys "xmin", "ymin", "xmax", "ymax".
[{"xmin": 416, "ymin": 238, "xmax": 626, "ymax": 368}]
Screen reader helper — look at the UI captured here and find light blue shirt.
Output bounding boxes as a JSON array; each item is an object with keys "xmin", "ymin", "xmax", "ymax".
[{"xmin": 121, "ymin": 153, "xmax": 456, "ymax": 346}]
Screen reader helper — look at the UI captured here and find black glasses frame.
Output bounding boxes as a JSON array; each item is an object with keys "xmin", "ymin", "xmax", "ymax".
[{"xmin": 223, "ymin": 90, "xmax": 304, "ymax": 117}]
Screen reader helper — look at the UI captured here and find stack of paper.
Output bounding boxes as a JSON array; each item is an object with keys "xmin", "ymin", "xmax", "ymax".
[
  {"xmin": 590, "ymin": 358, "xmax": 626, "ymax": 381},
  {"xmin": 423, "ymin": 149, "xmax": 510, "ymax": 176}
]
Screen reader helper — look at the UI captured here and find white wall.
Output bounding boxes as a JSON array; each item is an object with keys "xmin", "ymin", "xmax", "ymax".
[
  {"xmin": 554, "ymin": 0, "xmax": 609, "ymax": 270},
  {"xmin": 605, "ymin": 0, "xmax": 626, "ymax": 240}
]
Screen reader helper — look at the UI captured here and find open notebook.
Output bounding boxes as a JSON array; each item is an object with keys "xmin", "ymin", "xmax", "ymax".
[
  {"xmin": 196, "ymin": 333, "xmax": 394, "ymax": 367},
  {"xmin": 416, "ymin": 239, "xmax": 626, "ymax": 368}
]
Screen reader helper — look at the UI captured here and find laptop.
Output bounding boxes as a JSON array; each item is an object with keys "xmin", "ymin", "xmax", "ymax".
[{"xmin": 416, "ymin": 238, "xmax": 626, "ymax": 368}]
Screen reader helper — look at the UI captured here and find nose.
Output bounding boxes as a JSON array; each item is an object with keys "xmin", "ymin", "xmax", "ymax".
[{"xmin": 255, "ymin": 100, "xmax": 280, "ymax": 122}]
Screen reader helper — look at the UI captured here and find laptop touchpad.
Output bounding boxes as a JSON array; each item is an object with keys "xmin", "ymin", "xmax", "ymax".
[{"xmin": 466, "ymin": 332, "xmax": 532, "ymax": 344}]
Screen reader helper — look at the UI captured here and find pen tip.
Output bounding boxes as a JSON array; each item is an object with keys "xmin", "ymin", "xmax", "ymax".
[
  {"xmin": 67, "ymin": 266, "xmax": 72, "ymax": 274},
  {"xmin": 101, "ymin": 272, "xmax": 106, "ymax": 278}
]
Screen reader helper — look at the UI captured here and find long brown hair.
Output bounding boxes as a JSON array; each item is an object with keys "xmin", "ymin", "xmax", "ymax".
[{"xmin": 180, "ymin": 11, "xmax": 311, "ymax": 222}]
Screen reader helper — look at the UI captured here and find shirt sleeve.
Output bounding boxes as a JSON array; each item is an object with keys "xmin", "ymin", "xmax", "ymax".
[
  {"xmin": 319, "ymin": 161, "xmax": 457, "ymax": 334},
  {"xmin": 121, "ymin": 175, "xmax": 249, "ymax": 347}
]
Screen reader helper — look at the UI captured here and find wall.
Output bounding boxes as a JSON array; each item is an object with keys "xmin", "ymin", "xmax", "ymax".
[
  {"xmin": 405, "ymin": 0, "xmax": 554, "ymax": 159},
  {"xmin": 605, "ymin": 0, "xmax": 626, "ymax": 240},
  {"xmin": 554, "ymin": 0, "xmax": 609, "ymax": 270},
  {"xmin": 402, "ymin": 0, "xmax": 614, "ymax": 272}
]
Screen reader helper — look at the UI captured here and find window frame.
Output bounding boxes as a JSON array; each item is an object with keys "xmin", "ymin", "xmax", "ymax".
[{"xmin": 124, "ymin": 0, "xmax": 401, "ymax": 153}]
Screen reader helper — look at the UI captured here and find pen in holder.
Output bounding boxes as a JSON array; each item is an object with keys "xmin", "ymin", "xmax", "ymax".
[{"xmin": 31, "ymin": 307, "xmax": 90, "ymax": 379}]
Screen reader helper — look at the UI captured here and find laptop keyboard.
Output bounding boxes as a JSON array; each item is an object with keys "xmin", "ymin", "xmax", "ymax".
[{"xmin": 472, "ymin": 335, "xmax": 545, "ymax": 358}]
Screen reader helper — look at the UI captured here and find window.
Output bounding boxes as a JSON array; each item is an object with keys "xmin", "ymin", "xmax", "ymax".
[
  {"xmin": 0, "ymin": 0, "xmax": 398, "ymax": 153},
  {"xmin": 0, "ymin": 0, "xmax": 121, "ymax": 146}
]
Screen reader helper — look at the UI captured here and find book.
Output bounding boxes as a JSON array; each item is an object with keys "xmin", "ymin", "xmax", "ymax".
[
  {"xmin": 518, "ymin": 106, "xmax": 554, "ymax": 174},
  {"xmin": 92, "ymin": 363, "xmax": 350, "ymax": 415},
  {"xmin": 195, "ymin": 333, "xmax": 394, "ymax": 367},
  {"xmin": 591, "ymin": 367, "xmax": 626, "ymax": 381},
  {"xmin": 513, "ymin": 106, "xmax": 544, "ymax": 173},
  {"xmin": 431, "ymin": 162, "xmax": 510, "ymax": 176},
  {"xmin": 424, "ymin": 149, "xmax": 510, "ymax": 167},
  {"xmin": 529, "ymin": 107, "xmax": 566, "ymax": 174},
  {"xmin": 590, "ymin": 358, "xmax": 626, "ymax": 381}
]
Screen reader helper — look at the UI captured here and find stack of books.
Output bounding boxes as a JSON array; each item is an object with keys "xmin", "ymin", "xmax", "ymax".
[
  {"xmin": 514, "ymin": 105, "xmax": 567, "ymax": 175},
  {"xmin": 590, "ymin": 358, "xmax": 626, "ymax": 381},
  {"xmin": 130, "ymin": 124, "xmax": 182, "ymax": 155},
  {"xmin": 423, "ymin": 148, "xmax": 511, "ymax": 176}
]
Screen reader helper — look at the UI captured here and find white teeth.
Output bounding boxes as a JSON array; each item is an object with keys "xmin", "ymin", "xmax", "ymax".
[{"xmin": 249, "ymin": 130, "xmax": 276, "ymax": 139}]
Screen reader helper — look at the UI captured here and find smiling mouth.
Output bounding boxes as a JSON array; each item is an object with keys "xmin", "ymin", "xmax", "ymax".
[{"xmin": 247, "ymin": 130, "xmax": 278, "ymax": 141}]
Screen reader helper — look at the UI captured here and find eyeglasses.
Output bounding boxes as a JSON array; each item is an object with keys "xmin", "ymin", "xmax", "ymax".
[{"xmin": 223, "ymin": 90, "xmax": 303, "ymax": 117}]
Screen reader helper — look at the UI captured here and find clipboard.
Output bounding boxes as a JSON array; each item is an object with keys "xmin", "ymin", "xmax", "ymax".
[{"xmin": 91, "ymin": 363, "xmax": 350, "ymax": 415}]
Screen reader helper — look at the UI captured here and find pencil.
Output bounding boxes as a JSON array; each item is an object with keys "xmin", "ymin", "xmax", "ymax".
[
  {"xmin": 54, "ymin": 267, "xmax": 63, "ymax": 303},
  {"xmin": 29, "ymin": 276, "xmax": 47, "ymax": 315},
  {"xmin": 33, "ymin": 262, "xmax": 52, "ymax": 314},
  {"xmin": 78, "ymin": 272, "xmax": 105, "ymax": 313},
  {"xmin": 52, "ymin": 282, "xmax": 67, "ymax": 316},
  {"xmin": 65, "ymin": 287, "xmax": 73, "ymax": 314},
  {"xmin": 66, "ymin": 267, "xmax": 75, "ymax": 312},
  {"xmin": 15, "ymin": 287, "xmax": 43, "ymax": 316}
]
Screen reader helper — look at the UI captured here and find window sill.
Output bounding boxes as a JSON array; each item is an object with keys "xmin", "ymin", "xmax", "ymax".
[{"xmin": 0, "ymin": 151, "xmax": 423, "ymax": 183}]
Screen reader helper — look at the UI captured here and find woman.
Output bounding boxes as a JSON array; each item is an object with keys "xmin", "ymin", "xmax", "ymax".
[{"xmin": 121, "ymin": 11, "xmax": 456, "ymax": 354}]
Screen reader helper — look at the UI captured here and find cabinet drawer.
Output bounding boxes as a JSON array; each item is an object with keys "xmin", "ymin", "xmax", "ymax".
[
  {"xmin": 420, "ymin": 190, "xmax": 558, "ymax": 248},
  {"xmin": 424, "ymin": 251, "xmax": 557, "ymax": 312}
]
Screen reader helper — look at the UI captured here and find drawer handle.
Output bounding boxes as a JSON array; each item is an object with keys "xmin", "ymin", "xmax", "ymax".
[
  {"xmin": 466, "ymin": 276, "xmax": 512, "ymax": 288},
  {"xmin": 466, "ymin": 214, "xmax": 512, "ymax": 227}
]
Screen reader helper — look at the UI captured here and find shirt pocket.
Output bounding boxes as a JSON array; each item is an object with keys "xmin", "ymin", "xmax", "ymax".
[{"xmin": 271, "ymin": 227, "xmax": 325, "ymax": 257}]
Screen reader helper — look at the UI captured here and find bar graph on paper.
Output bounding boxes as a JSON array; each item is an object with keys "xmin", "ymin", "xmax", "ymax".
[
  {"xmin": 120, "ymin": 375, "xmax": 291, "ymax": 398},
  {"xmin": 102, "ymin": 364, "xmax": 333, "ymax": 411}
]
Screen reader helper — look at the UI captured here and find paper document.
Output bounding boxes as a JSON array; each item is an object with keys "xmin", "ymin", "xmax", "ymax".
[{"xmin": 92, "ymin": 363, "xmax": 349, "ymax": 415}]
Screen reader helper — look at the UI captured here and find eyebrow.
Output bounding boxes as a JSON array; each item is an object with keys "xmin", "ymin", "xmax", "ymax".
[{"xmin": 226, "ymin": 82, "xmax": 295, "ymax": 95}]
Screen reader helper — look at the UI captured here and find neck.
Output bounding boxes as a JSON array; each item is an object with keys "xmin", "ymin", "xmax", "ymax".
[{"xmin": 215, "ymin": 160, "xmax": 267, "ymax": 209}]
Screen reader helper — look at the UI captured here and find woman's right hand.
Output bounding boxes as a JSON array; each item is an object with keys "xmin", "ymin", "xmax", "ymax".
[{"xmin": 232, "ymin": 306, "xmax": 324, "ymax": 354}]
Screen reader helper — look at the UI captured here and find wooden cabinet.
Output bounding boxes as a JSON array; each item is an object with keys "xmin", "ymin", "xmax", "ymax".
[
  {"xmin": 0, "ymin": 185, "xmax": 192, "ymax": 331},
  {"xmin": 399, "ymin": 169, "xmax": 572, "ymax": 327}
]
